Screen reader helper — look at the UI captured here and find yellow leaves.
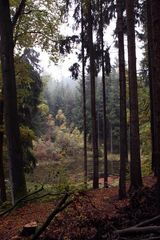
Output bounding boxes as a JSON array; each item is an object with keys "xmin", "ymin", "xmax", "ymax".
[
  {"xmin": 56, "ymin": 109, "xmax": 67, "ymax": 127},
  {"xmin": 47, "ymin": 114, "xmax": 55, "ymax": 127},
  {"xmin": 33, "ymin": 109, "xmax": 83, "ymax": 162},
  {"xmin": 38, "ymin": 103, "xmax": 49, "ymax": 115},
  {"xmin": 20, "ymin": 126, "xmax": 36, "ymax": 142}
]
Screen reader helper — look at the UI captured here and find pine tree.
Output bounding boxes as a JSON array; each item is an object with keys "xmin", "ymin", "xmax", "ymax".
[
  {"xmin": 99, "ymin": 0, "xmax": 108, "ymax": 188},
  {"xmin": 126, "ymin": 0, "xmax": 142, "ymax": 191},
  {"xmin": 87, "ymin": 0, "xmax": 99, "ymax": 189},
  {"xmin": 81, "ymin": 0, "xmax": 88, "ymax": 187},
  {"xmin": 116, "ymin": 0, "xmax": 128, "ymax": 199}
]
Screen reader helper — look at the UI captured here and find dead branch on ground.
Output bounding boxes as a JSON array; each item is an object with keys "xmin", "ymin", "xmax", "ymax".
[
  {"xmin": 0, "ymin": 185, "xmax": 44, "ymax": 217},
  {"xmin": 32, "ymin": 192, "xmax": 73, "ymax": 240},
  {"xmin": 115, "ymin": 225, "xmax": 160, "ymax": 236}
]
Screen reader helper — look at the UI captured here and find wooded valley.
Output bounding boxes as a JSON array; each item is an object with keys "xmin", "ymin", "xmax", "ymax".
[{"xmin": 0, "ymin": 0, "xmax": 160, "ymax": 239}]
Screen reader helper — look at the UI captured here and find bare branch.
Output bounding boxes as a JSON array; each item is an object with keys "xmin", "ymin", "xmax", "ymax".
[
  {"xmin": 135, "ymin": 215, "xmax": 160, "ymax": 228},
  {"xmin": 0, "ymin": 185, "xmax": 43, "ymax": 217},
  {"xmin": 32, "ymin": 192, "xmax": 73, "ymax": 240},
  {"xmin": 115, "ymin": 226, "xmax": 160, "ymax": 236},
  {"xmin": 12, "ymin": 0, "xmax": 26, "ymax": 29}
]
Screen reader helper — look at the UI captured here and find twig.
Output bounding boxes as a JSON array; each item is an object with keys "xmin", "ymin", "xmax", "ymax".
[
  {"xmin": 0, "ymin": 186, "xmax": 43, "ymax": 217},
  {"xmin": 32, "ymin": 192, "xmax": 73, "ymax": 240}
]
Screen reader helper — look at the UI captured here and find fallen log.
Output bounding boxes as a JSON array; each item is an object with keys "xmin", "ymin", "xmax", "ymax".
[
  {"xmin": 118, "ymin": 237, "xmax": 160, "ymax": 240},
  {"xmin": 115, "ymin": 226, "xmax": 160, "ymax": 236},
  {"xmin": 102, "ymin": 225, "xmax": 160, "ymax": 239},
  {"xmin": 140, "ymin": 237, "xmax": 160, "ymax": 240},
  {"xmin": 135, "ymin": 215, "xmax": 160, "ymax": 227}
]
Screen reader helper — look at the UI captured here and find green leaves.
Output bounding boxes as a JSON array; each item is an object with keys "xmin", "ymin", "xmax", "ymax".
[{"xmin": 11, "ymin": 0, "xmax": 65, "ymax": 61}]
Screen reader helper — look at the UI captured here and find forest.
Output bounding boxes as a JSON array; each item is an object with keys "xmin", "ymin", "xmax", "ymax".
[{"xmin": 0, "ymin": 0, "xmax": 160, "ymax": 239}]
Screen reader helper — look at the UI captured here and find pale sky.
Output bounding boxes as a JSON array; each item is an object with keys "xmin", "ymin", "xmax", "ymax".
[{"xmin": 39, "ymin": 18, "xmax": 143, "ymax": 81}]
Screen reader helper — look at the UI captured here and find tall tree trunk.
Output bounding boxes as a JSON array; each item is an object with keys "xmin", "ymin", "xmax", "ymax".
[
  {"xmin": 146, "ymin": 0, "xmax": 156, "ymax": 175},
  {"xmin": 0, "ymin": 0, "xmax": 27, "ymax": 204},
  {"xmin": 81, "ymin": 0, "xmax": 88, "ymax": 187},
  {"xmin": 125, "ymin": 0, "xmax": 142, "ymax": 191},
  {"xmin": 117, "ymin": 0, "xmax": 128, "ymax": 199},
  {"xmin": 99, "ymin": 0, "xmax": 108, "ymax": 188},
  {"xmin": 87, "ymin": 0, "xmax": 99, "ymax": 189},
  {"xmin": 0, "ymin": 39, "xmax": 6, "ymax": 203},
  {"xmin": 0, "ymin": 94, "xmax": 6, "ymax": 202},
  {"xmin": 150, "ymin": 0, "xmax": 160, "ymax": 191}
]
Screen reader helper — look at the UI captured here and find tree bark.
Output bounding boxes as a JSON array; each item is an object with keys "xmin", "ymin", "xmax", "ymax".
[
  {"xmin": 125, "ymin": 0, "xmax": 142, "ymax": 191},
  {"xmin": 117, "ymin": 0, "xmax": 128, "ymax": 199},
  {"xmin": 150, "ymin": 0, "xmax": 160, "ymax": 193},
  {"xmin": 87, "ymin": 0, "xmax": 99, "ymax": 189},
  {"xmin": 12, "ymin": 0, "xmax": 26, "ymax": 29},
  {"xmin": 81, "ymin": 0, "xmax": 88, "ymax": 188},
  {"xmin": 0, "ymin": 23, "xmax": 6, "ymax": 204},
  {"xmin": 0, "ymin": 94, "xmax": 6, "ymax": 202},
  {"xmin": 146, "ymin": 0, "xmax": 157, "ymax": 176},
  {"xmin": 99, "ymin": 0, "xmax": 108, "ymax": 188},
  {"xmin": 0, "ymin": 0, "xmax": 27, "ymax": 204}
]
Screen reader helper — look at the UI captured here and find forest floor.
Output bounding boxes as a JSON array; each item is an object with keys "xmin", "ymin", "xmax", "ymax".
[{"xmin": 0, "ymin": 175, "xmax": 158, "ymax": 240}]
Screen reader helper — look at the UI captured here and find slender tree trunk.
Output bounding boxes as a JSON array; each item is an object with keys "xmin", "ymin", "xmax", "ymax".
[
  {"xmin": 117, "ymin": 0, "xmax": 128, "ymax": 199},
  {"xmin": 87, "ymin": 0, "xmax": 99, "ymax": 189},
  {"xmin": 125, "ymin": 0, "xmax": 142, "ymax": 191},
  {"xmin": 81, "ymin": 0, "xmax": 88, "ymax": 187},
  {"xmin": 0, "ymin": 94, "xmax": 6, "ymax": 202},
  {"xmin": 150, "ymin": 0, "xmax": 160, "ymax": 191},
  {"xmin": 0, "ymin": 0, "xmax": 27, "ymax": 204},
  {"xmin": 99, "ymin": 0, "xmax": 108, "ymax": 188},
  {"xmin": 110, "ymin": 124, "xmax": 113, "ymax": 153}
]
